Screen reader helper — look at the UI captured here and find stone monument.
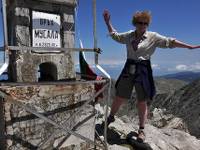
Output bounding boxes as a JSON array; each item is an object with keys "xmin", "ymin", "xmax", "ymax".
[{"xmin": 7, "ymin": 0, "xmax": 76, "ymax": 82}]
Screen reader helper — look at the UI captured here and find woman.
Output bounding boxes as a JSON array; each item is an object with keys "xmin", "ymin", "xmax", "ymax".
[{"xmin": 103, "ymin": 10, "xmax": 200, "ymax": 142}]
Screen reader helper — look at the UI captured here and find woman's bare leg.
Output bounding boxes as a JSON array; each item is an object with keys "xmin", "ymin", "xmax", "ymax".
[{"xmin": 110, "ymin": 96, "xmax": 126, "ymax": 116}]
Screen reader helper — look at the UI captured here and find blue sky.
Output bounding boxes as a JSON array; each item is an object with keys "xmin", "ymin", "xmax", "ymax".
[
  {"xmin": 0, "ymin": 0, "xmax": 200, "ymax": 77},
  {"xmin": 76, "ymin": 0, "xmax": 200, "ymax": 76}
]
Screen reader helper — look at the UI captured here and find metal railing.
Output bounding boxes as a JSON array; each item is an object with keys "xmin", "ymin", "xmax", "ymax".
[{"xmin": 0, "ymin": 78, "xmax": 109, "ymax": 149}]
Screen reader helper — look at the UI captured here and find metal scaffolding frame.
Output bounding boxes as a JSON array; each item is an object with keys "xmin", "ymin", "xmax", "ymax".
[
  {"xmin": 0, "ymin": 0, "xmax": 111, "ymax": 149},
  {"xmin": 0, "ymin": 80, "xmax": 109, "ymax": 149}
]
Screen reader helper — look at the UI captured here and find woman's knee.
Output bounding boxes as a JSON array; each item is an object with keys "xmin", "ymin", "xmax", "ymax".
[{"xmin": 137, "ymin": 100, "xmax": 148, "ymax": 107}]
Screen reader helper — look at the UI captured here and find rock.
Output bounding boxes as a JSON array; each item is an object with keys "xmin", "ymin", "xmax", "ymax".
[
  {"xmin": 152, "ymin": 79, "xmax": 200, "ymax": 138},
  {"xmin": 145, "ymin": 124, "xmax": 200, "ymax": 150},
  {"xmin": 97, "ymin": 78, "xmax": 200, "ymax": 149},
  {"xmin": 108, "ymin": 145, "xmax": 131, "ymax": 150},
  {"xmin": 149, "ymin": 108, "xmax": 189, "ymax": 132},
  {"xmin": 95, "ymin": 105, "xmax": 200, "ymax": 150}
]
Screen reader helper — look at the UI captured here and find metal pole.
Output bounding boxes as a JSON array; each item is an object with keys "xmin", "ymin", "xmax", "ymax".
[
  {"xmin": 2, "ymin": 0, "xmax": 8, "ymax": 46},
  {"xmin": 92, "ymin": 0, "xmax": 98, "ymax": 65},
  {"xmin": 7, "ymin": 46, "xmax": 98, "ymax": 52},
  {"xmin": 92, "ymin": 1, "xmax": 110, "ymax": 149},
  {"xmin": 96, "ymin": 65, "xmax": 110, "ymax": 150},
  {"xmin": 0, "ymin": 0, "xmax": 9, "ymax": 76}
]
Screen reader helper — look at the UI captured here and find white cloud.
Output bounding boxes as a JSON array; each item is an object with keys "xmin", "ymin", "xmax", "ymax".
[
  {"xmin": 152, "ymin": 64, "xmax": 160, "ymax": 69},
  {"xmin": 168, "ymin": 62, "xmax": 200, "ymax": 72},
  {"xmin": 191, "ymin": 62, "xmax": 200, "ymax": 70},
  {"xmin": 76, "ymin": 59, "xmax": 161, "ymax": 70},
  {"xmin": 176, "ymin": 64, "xmax": 188, "ymax": 71}
]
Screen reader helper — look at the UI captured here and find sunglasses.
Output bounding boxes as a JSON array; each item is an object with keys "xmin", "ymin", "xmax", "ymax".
[{"xmin": 136, "ymin": 22, "xmax": 149, "ymax": 26}]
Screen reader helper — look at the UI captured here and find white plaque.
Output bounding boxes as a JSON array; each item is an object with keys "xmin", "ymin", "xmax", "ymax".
[{"xmin": 32, "ymin": 11, "xmax": 61, "ymax": 48}]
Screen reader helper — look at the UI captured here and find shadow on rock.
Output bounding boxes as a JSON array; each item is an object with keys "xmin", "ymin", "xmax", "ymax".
[{"xmin": 95, "ymin": 124, "xmax": 153, "ymax": 150}]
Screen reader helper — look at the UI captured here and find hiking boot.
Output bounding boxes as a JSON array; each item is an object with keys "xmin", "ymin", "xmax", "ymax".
[
  {"xmin": 101, "ymin": 115, "xmax": 115, "ymax": 128},
  {"xmin": 137, "ymin": 129, "xmax": 146, "ymax": 143}
]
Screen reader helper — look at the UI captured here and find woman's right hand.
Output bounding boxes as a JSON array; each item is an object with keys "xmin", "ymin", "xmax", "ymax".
[{"xmin": 103, "ymin": 10, "xmax": 110, "ymax": 24}]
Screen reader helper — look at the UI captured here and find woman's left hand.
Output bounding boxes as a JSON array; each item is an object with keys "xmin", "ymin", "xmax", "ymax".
[{"xmin": 188, "ymin": 45, "xmax": 200, "ymax": 49}]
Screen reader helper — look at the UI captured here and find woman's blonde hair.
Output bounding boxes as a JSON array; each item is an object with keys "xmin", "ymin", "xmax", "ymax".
[{"xmin": 132, "ymin": 11, "xmax": 152, "ymax": 26}]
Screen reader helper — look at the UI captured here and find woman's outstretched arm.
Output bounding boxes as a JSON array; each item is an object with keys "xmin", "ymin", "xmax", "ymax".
[
  {"xmin": 172, "ymin": 40, "xmax": 200, "ymax": 49},
  {"xmin": 103, "ymin": 10, "xmax": 115, "ymax": 33}
]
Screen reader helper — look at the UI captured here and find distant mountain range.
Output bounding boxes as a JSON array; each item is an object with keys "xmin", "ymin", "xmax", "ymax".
[
  {"xmin": 159, "ymin": 71, "xmax": 200, "ymax": 82},
  {"xmin": 1, "ymin": 65, "xmax": 200, "ymax": 83},
  {"xmin": 0, "ymin": 47, "xmax": 4, "ymax": 51},
  {"xmin": 99, "ymin": 65, "xmax": 200, "ymax": 82},
  {"xmin": 151, "ymin": 78, "xmax": 200, "ymax": 138}
]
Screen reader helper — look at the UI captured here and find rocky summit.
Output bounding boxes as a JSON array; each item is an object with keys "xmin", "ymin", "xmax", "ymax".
[
  {"xmin": 97, "ymin": 77, "xmax": 200, "ymax": 150},
  {"xmin": 95, "ymin": 104, "xmax": 200, "ymax": 150}
]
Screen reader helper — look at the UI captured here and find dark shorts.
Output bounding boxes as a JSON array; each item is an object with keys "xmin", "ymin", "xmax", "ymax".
[{"xmin": 115, "ymin": 68, "xmax": 148, "ymax": 101}]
